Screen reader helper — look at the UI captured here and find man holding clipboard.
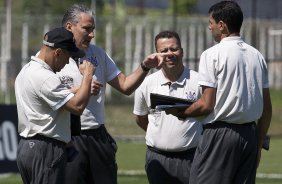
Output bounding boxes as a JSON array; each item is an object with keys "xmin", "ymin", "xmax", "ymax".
[
  {"xmin": 150, "ymin": 93, "xmax": 194, "ymax": 112},
  {"xmin": 133, "ymin": 31, "xmax": 203, "ymax": 184}
]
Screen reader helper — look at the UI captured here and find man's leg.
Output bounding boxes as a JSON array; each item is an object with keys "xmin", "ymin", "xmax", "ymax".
[
  {"xmin": 65, "ymin": 135, "xmax": 91, "ymax": 184},
  {"xmin": 87, "ymin": 126, "xmax": 118, "ymax": 184},
  {"xmin": 146, "ymin": 147, "xmax": 194, "ymax": 184},
  {"xmin": 17, "ymin": 138, "xmax": 67, "ymax": 184},
  {"xmin": 189, "ymin": 122, "xmax": 257, "ymax": 184}
]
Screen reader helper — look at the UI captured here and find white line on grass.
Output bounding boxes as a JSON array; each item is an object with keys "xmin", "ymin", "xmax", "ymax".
[
  {"xmin": 1, "ymin": 172, "xmax": 282, "ymax": 180},
  {"xmin": 118, "ymin": 170, "xmax": 282, "ymax": 179},
  {"xmin": 256, "ymin": 173, "xmax": 282, "ymax": 179}
]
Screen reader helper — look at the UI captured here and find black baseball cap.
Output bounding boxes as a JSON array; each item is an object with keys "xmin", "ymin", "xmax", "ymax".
[{"xmin": 43, "ymin": 27, "xmax": 85, "ymax": 58}]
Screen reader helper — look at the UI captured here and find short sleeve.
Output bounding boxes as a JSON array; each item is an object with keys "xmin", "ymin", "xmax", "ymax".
[
  {"xmin": 198, "ymin": 50, "xmax": 217, "ymax": 88},
  {"xmin": 105, "ymin": 53, "xmax": 121, "ymax": 82},
  {"xmin": 40, "ymin": 75, "xmax": 74, "ymax": 111},
  {"xmin": 262, "ymin": 58, "xmax": 269, "ymax": 88},
  {"xmin": 133, "ymin": 85, "xmax": 149, "ymax": 116}
]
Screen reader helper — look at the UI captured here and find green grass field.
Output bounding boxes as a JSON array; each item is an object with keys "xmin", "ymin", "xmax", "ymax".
[
  {"xmin": 1, "ymin": 138, "xmax": 282, "ymax": 183},
  {"xmin": 0, "ymin": 89, "xmax": 281, "ymax": 183}
]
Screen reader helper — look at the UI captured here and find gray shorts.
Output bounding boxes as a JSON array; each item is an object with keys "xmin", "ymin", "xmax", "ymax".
[
  {"xmin": 189, "ymin": 121, "xmax": 257, "ymax": 184},
  {"xmin": 146, "ymin": 146, "xmax": 196, "ymax": 184},
  {"xmin": 17, "ymin": 135, "xmax": 67, "ymax": 184}
]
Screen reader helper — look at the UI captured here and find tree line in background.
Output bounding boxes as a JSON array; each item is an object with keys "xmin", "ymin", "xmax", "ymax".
[{"xmin": 0, "ymin": 0, "xmax": 197, "ymax": 18}]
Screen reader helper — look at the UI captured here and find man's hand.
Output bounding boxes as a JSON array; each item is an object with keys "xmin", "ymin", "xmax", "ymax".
[
  {"xmin": 142, "ymin": 53, "xmax": 172, "ymax": 69},
  {"xmin": 164, "ymin": 108, "xmax": 186, "ymax": 120},
  {"xmin": 79, "ymin": 60, "xmax": 95, "ymax": 76},
  {"xmin": 91, "ymin": 80, "xmax": 103, "ymax": 96}
]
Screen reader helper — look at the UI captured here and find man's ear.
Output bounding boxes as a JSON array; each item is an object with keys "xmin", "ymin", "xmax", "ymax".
[
  {"xmin": 219, "ymin": 20, "xmax": 230, "ymax": 34},
  {"xmin": 65, "ymin": 22, "xmax": 72, "ymax": 31},
  {"xmin": 54, "ymin": 48, "xmax": 63, "ymax": 56},
  {"xmin": 218, "ymin": 20, "xmax": 225, "ymax": 31},
  {"xmin": 219, "ymin": 20, "xmax": 229, "ymax": 32}
]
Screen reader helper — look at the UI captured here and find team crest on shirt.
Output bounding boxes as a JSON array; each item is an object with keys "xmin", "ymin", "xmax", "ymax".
[
  {"xmin": 80, "ymin": 56, "xmax": 98, "ymax": 66},
  {"xmin": 61, "ymin": 76, "xmax": 74, "ymax": 89},
  {"xmin": 185, "ymin": 90, "xmax": 197, "ymax": 101},
  {"xmin": 88, "ymin": 56, "xmax": 98, "ymax": 67}
]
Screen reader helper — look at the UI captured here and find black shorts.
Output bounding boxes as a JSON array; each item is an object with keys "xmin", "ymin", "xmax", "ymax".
[{"xmin": 65, "ymin": 125, "xmax": 118, "ymax": 184}]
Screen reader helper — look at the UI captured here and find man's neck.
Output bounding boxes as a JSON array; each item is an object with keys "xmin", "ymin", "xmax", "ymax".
[
  {"xmin": 162, "ymin": 65, "xmax": 184, "ymax": 82},
  {"xmin": 220, "ymin": 32, "xmax": 240, "ymax": 41},
  {"xmin": 37, "ymin": 47, "xmax": 55, "ymax": 72}
]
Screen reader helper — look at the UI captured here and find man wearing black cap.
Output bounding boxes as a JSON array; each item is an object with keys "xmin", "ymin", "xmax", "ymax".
[{"xmin": 15, "ymin": 27, "xmax": 95, "ymax": 184}]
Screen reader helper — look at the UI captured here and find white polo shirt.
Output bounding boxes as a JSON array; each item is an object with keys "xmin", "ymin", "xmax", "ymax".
[
  {"xmin": 198, "ymin": 36, "xmax": 269, "ymax": 125},
  {"xmin": 133, "ymin": 68, "xmax": 203, "ymax": 152},
  {"xmin": 57, "ymin": 44, "xmax": 121, "ymax": 130},
  {"xmin": 15, "ymin": 56, "xmax": 74, "ymax": 143}
]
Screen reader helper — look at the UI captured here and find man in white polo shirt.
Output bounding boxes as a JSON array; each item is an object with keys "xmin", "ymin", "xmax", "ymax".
[
  {"xmin": 133, "ymin": 30, "xmax": 203, "ymax": 184},
  {"xmin": 15, "ymin": 27, "xmax": 95, "ymax": 184},
  {"xmin": 167, "ymin": 1, "xmax": 272, "ymax": 184},
  {"xmin": 58, "ymin": 4, "xmax": 170, "ymax": 184}
]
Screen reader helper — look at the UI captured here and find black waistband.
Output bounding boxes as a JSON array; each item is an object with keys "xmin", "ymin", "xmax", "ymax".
[
  {"xmin": 81, "ymin": 125, "xmax": 106, "ymax": 135},
  {"xmin": 147, "ymin": 146, "xmax": 196, "ymax": 156},
  {"xmin": 21, "ymin": 134, "xmax": 66, "ymax": 146},
  {"xmin": 203, "ymin": 121, "xmax": 255, "ymax": 129}
]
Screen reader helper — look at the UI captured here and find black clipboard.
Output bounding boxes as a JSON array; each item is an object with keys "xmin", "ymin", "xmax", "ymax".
[{"xmin": 150, "ymin": 93, "xmax": 194, "ymax": 109}]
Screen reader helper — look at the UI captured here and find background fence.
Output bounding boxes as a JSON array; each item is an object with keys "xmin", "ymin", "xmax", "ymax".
[
  {"xmin": 1, "ymin": 15, "xmax": 282, "ymax": 104},
  {"xmin": 0, "ymin": 13, "xmax": 282, "ymax": 179}
]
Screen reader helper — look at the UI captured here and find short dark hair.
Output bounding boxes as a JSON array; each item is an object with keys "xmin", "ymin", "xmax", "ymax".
[
  {"xmin": 62, "ymin": 4, "xmax": 93, "ymax": 27},
  {"xmin": 209, "ymin": 1, "xmax": 243, "ymax": 33},
  {"xmin": 154, "ymin": 31, "xmax": 181, "ymax": 51}
]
